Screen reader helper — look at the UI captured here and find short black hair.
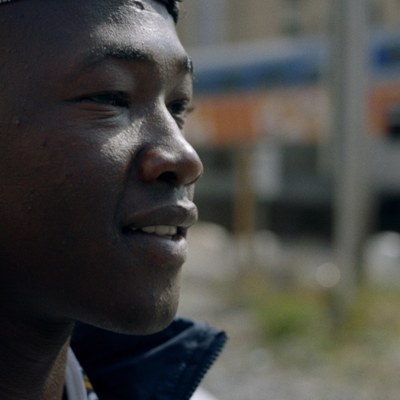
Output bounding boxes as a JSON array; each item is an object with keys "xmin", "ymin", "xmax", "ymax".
[{"xmin": 156, "ymin": 0, "xmax": 181, "ymax": 23}]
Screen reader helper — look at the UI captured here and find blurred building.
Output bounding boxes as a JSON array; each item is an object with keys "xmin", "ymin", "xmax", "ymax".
[
  {"xmin": 178, "ymin": 1, "xmax": 400, "ymax": 237},
  {"xmin": 178, "ymin": 0, "xmax": 400, "ymax": 47}
]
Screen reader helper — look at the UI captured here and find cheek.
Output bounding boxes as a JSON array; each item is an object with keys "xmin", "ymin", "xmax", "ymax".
[
  {"xmin": 0, "ymin": 126, "xmax": 132, "ymax": 251},
  {"xmin": 0, "ymin": 134, "xmax": 125, "ymax": 301}
]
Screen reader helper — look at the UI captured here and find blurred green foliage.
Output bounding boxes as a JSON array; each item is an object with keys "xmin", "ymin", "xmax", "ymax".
[{"xmin": 240, "ymin": 271, "xmax": 400, "ymax": 356}]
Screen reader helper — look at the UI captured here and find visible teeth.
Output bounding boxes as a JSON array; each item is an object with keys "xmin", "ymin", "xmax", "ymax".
[
  {"xmin": 167, "ymin": 226, "xmax": 178, "ymax": 235},
  {"xmin": 140, "ymin": 225, "xmax": 178, "ymax": 236}
]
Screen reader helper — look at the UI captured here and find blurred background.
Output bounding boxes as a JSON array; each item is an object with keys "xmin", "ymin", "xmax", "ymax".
[{"xmin": 176, "ymin": 1, "xmax": 400, "ymax": 399}]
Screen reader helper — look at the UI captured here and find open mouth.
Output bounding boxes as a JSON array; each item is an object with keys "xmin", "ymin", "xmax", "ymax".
[
  {"xmin": 123, "ymin": 225, "xmax": 186, "ymax": 238},
  {"xmin": 121, "ymin": 202, "xmax": 197, "ymax": 242}
]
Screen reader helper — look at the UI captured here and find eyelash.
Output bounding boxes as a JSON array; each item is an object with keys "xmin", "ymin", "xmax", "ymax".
[
  {"xmin": 168, "ymin": 99, "xmax": 194, "ymax": 128},
  {"xmin": 77, "ymin": 91, "xmax": 193, "ymax": 127},
  {"xmin": 79, "ymin": 91, "xmax": 130, "ymax": 108}
]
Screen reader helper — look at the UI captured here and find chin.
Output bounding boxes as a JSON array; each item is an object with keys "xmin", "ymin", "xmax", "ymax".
[{"xmin": 88, "ymin": 292, "xmax": 180, "ymax": 336}]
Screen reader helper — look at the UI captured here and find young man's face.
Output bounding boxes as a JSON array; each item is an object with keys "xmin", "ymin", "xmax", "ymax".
[{"xmin": 0, "ymin": 0, "xmax": 202, "ymax": 334}]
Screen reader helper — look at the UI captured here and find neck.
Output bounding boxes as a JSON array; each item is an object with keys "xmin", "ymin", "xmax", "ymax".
[{"xmin": 0, "ymin": 313, "xmax": 74, "ymax": 400}]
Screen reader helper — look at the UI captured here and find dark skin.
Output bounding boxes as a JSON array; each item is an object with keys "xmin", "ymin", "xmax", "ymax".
[{"xmin": 0, "ymin": 0, "xmax": 203, "ymax": 398}]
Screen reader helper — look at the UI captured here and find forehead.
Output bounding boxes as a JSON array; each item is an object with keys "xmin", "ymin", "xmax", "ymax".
[
  {"xmin": 1, "ymin": 0, "xmax": 172, "ymax": 36},
  {"xmin": 0, "ymin": 0, "xmax": 187, "ymax": 76}
]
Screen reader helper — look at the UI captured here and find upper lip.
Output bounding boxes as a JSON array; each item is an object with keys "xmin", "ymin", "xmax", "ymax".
[{"xmin": 121, "ymin": 200, "xmax": 198, "ymax": 233}]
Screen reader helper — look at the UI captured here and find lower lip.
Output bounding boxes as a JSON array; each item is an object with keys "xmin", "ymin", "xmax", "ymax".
[{"xmin": 122, "ymin": 230, "xmax": 188, "ymax": 268}]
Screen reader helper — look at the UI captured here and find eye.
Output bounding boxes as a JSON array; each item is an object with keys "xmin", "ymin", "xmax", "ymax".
[
  {"xmin": 78, "ymin": 91, "xmax": 130, "ymax": 108},
  {"xmin": 168, "ymin": 99, "xmax": 194, "ymax": 128}
]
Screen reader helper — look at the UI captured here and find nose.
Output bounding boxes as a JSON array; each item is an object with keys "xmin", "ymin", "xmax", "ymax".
[{"xmin": 137, "ymin": 138, "xmax": 203, "ymax": 186}]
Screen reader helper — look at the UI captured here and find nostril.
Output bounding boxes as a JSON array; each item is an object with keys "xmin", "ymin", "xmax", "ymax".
[{"xmin": 158, "ymin": 171, "xmax": 177, "ymax": 184}]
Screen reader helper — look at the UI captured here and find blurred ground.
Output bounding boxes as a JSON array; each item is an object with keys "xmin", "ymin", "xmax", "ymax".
[{"xmin": 178, "ymin": 222, "xmax": 400, "ymax": 400}]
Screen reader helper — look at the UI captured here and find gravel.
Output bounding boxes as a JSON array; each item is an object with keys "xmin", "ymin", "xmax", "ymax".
[{"xmin": 178, "ymin": 223, "xmax": 400, "ymax": 400}]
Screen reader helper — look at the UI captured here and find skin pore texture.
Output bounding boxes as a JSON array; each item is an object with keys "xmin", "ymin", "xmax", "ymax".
[{"xmin": 0, "ymin": 0, "xmax": 202, "ymax": 398}]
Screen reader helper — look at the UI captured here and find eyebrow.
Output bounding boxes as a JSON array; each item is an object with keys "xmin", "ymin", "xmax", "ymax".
[{"xmin": 77, "ymin": 44, "xmax": 194, "ymax": 76}]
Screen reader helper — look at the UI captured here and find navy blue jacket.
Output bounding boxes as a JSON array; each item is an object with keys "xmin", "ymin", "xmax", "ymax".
[{"xmin": 71, "ymin": 318, "xmax": 227, "ymax": 400}]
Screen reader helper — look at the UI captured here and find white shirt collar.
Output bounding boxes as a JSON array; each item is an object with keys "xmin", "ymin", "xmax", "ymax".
[{"xmin": 64, "ymin": 348, "xmax": 88, "ymax": 400}]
